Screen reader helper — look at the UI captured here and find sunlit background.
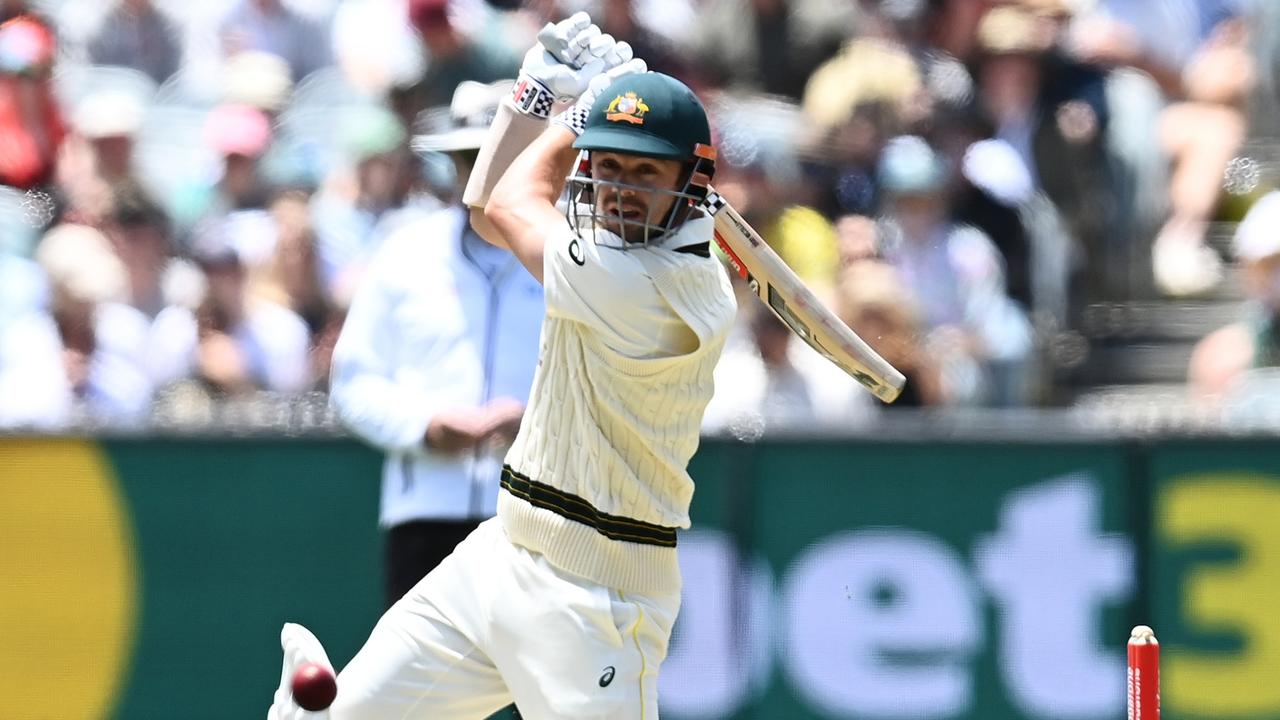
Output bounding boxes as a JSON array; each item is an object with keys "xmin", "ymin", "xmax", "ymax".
[{"xmin": 3, "ymin": 0, "xmax": 1280, "ymax": 718}]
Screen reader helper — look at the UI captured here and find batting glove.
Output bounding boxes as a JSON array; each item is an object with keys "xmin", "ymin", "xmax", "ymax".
[
  {"xmin": 510, "ymin": 12, "xmax": 635, "ymax": 118},
  {"xmin": 553, "ymin": 58, "xmax": 649, "ymax": 137},
  {"xmin": 267, "ymin": 623, "xmax": 335, "ymax": 720}
]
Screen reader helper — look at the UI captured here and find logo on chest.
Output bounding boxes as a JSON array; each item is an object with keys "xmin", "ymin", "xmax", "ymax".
[{"xmin": 568, "ymin": 237, "xmax": 586, "ymax": 266}]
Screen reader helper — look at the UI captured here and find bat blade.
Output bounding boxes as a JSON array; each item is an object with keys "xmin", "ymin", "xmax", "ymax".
[{"xmin": 700, "ymin": 188, "xmax": 906, "ymax": 403}]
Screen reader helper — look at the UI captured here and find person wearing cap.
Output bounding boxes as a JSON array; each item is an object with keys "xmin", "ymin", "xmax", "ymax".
[
  {"xmin": 58, "ymin": 90, "xmax": 151, "ymax": 226},
  {"xmin": 0, "ymin": 9, "xmax": 65, "ymax": 190},
  {"xmin": 172, "ymin": 103, "xmax": 275, "ymax": 233},
  {"xmin": 1189, "ymin": 191, "xmax": 1280, "ymax": 403},
  {"xmin": 72, "ymin": 90, "xmax": 145, "ymax": 185},
  {"xmin": 327, "ymin": 79, "xmax": 544, "ymax": 612},
  {"xmin": 267, "ymin": 13, "xmax": 736, "ymax": 720}
]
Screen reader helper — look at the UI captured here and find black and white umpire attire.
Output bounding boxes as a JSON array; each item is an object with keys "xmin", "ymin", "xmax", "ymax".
[{"xmin": 329, "ymin": 81, "xmax": 545, "ymax": 607}]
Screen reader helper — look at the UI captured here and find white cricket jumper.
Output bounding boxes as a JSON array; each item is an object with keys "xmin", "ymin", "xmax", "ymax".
[{"xmin": 499, "ymin": 214, "xmax": 737, "ymax": 594}]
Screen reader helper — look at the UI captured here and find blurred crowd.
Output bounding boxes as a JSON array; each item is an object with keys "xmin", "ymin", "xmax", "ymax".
[{"xmin": 2, "ymin": 0, "xmax": 1279, "ymax": 431}]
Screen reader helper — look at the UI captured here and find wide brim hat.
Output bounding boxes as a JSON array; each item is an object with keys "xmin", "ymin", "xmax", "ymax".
[{"xmin": 411, "ymin": 79, "xmax": 510, "ymax": 154}]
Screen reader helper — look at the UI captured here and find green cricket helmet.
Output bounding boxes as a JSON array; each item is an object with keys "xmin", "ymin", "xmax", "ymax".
[{"xmin": 567, "ymin": 72, "xmax": 718, "ymax": 247}]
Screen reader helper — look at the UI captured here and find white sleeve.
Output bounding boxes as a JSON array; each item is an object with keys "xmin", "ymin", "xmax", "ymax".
[
  {"xmin": 258, "ymin": 306, "xmax": 312, "ymax": 394},
  {"xmin": 328, "ymin": 244, "xmax": 437, "ymax": 456},
  {"xmin": 0, "ymin": 314, "xmax": 70, "ymax": 429},
  {"xmin": 541, "ymin": 227, "xmax": 670, "ymax": 351},
  {"xmin": 146, "ymin": 306, "xmax": 197, "ymax": 387}
]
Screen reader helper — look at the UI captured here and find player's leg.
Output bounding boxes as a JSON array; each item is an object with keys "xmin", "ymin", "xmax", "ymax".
[
  {"xmin": 333, "ymin": 521, "xmax": 517, "ymax": 719},
  {"xmin": 329, "ymin": 598, "xmax": 511, "ymax": 719},
  {"xmin": 484, "ymin": 537, "xmax": 680, "ymax": 720},
  {"xmin": 269, "ymin": 522, "xmax": 514, "ymax": 720}
]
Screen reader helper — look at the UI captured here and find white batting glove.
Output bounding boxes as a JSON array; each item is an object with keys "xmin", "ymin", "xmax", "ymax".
[
  {"xmin": 510, "ymin": 12, "xmax": 635, "ymax": 118},
  {"xmin": 267, "ymin": 623, "xmax": 335, "ymax": 720},
  {"xmin": 553, "ymin": 58, "xmax": 649, "ymax": 137}
]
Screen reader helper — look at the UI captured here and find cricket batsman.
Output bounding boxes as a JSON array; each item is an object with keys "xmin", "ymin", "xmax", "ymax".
[{"xmin": 268, "ymin": 12, "xmax": 737, "ymax": 719}]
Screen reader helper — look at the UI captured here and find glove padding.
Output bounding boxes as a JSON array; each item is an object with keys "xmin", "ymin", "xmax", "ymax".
[
  {"xmin": 535, "ymin": 11, "xmax": 596, "ymax": 68},
  {"xmin": 553, "ymin": 58, "xmax": 649, "ymax": 137},
  {"xmin": 511, "ymin": 12, "xmax": 635, "ymax": 117}
]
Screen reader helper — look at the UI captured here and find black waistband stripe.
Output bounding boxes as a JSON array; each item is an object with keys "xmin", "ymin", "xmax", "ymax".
[{"xmin": 501, "ymin": 466, "xmax": 678, "ymax": 547}]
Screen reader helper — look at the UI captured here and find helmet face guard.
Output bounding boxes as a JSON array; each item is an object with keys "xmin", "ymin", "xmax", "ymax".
[{"xmin": 566, "ymin": 143, "xmax": 717, "ymax": 249}]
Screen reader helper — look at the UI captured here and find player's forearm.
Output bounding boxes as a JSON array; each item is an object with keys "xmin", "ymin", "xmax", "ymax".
[
  {"xmin": 463, "ymin": 96, "xmax": 550, "ymax": 210},
  {"xmin": 469, "ymin": 206, "xmax": 510, "ymax": 250},
  {"xmin": 492, "ymin": 124, "xmax": 578, "ymax": 211},
  {"xmin": 484, "ymin": 125, "xmax": 579, "ymax": 281}
]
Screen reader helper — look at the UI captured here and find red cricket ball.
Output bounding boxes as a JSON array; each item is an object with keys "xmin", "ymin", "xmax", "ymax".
[{"xmin": 291, "ymin": 662, "xmax": 337, "ymax": 711}]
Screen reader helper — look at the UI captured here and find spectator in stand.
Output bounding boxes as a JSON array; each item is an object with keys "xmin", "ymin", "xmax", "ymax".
[
  {"xmin": 709, "ymin": 104, "xmax": 841, "ymax": 299},
  {"xmin": 218, "ymin": 0, "xmax": 331, "ymax": 81},
  {"xmin": 800, "ymin": 29, "xmax": 920, "ymax": 218},
  {"xmin": 1189, "ymin": 192, "xmax": 1280, "ymax": 404},
  {"xmin": 1070, "ymin": 0, "xmax": 1254, "ymax": 297},
  {"xmin": 256, "ymin": 191, "xmax": 333, "ymax": 336},
  {"xmin": 73, "ymin": 91, "xmax": 145, "ymax": 187},
  {"xmin": 972, "ymin": 3, "xmax": 1116, "ymax": 304},
  {"xmin": 389, "ymin": 0, "xmax": 518, "ymax": 128},
  {"xmin": 102, "ymin": 184, "xmax": 182, "ymax": 320},
  {"xmin": 0, "ymin": 224, "xmax": 153, "ymax": 428},
  {"xmin": 952, "ymin": 131, "xmax": 1037, "ymax": 314},
  {"xmin": 58, "ymin": 90, "xmax": 148, "ymax": 226},
  {"xmin": 596, "ymin": 0, "xmax": 693, "ymax": 82},
  {"xmin": 685, "ymin": 0, "xmax": 859, "ymax": 98},
  {"xmin": 252, "ymin": 191, "xmax": 341, "ymax": 388},
  {"xmin": 875, "ymin": 135, "xmax": 1033, "ymax": 406},
  {"xmin": 149, "ymin": 219, "xmax": 311, "ymax": 396},
  {"xmin": 836, "ymin": 258, "xmax": 941, "ymax": 408},
  {"xmin": 173, "ymin": 103, "xmax": 275, "ymax": 232},
  {"xmin": 0, "ymin": 10, "xmax": 65, "ymax": 190},
  {"xmin": 312, "ymin": 104, "xmax": 411, "ymax": 295},
  {"xmin": 87, "ymin": 0, "xmax": 183, "ymax": 84},
  {"xmin": 702, "ymin": 304, "xmax": 873, "ymax": 433}
]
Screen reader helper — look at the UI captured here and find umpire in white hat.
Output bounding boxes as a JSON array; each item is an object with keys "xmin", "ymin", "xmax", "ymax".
[{"xmin": 329, "ymin": 80, "xmax": 545, "ymax": 608}]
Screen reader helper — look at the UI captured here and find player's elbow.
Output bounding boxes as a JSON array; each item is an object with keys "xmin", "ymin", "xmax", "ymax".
[
  {"xmin": 484, "ymin": 178, "xmax": 520, "ymax": 233},
  {"xmin": 470, "ymin": 206, "xmax": 509, "ymax": 249}
]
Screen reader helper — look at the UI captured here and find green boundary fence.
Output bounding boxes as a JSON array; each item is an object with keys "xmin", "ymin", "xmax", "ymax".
[{"xmin": 2, "ymin": 435, "xmax": 1279, "ymax": 719}]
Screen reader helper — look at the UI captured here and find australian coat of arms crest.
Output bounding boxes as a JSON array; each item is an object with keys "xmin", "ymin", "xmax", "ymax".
[{"xmin": 605, "ymin": 92, "xmax": 649, "ymax": 125}]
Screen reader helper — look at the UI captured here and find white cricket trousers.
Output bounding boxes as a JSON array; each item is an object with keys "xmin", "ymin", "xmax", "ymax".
[{"xmin": 330, "ymin": 518, "xmax": 681, "ymax": 720}]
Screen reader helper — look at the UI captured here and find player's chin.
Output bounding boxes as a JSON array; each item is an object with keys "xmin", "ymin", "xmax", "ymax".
[
  {"xmin": 597, "ymin": 217, "xmax": 623, "ymax": 237},
  {"xmin": 599, "ymin": 218, "xmax": 641, "ymax": 241}
]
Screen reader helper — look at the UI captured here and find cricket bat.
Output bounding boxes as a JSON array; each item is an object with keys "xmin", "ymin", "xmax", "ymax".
[{"xmin": 699, "ymin": 188, "xmax": 906, "ymax": 403}]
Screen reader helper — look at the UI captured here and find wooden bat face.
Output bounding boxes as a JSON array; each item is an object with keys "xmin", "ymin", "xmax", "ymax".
[{"xmin": 699, "ymin": 189, "xmax": 906, "ymax": 403}]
